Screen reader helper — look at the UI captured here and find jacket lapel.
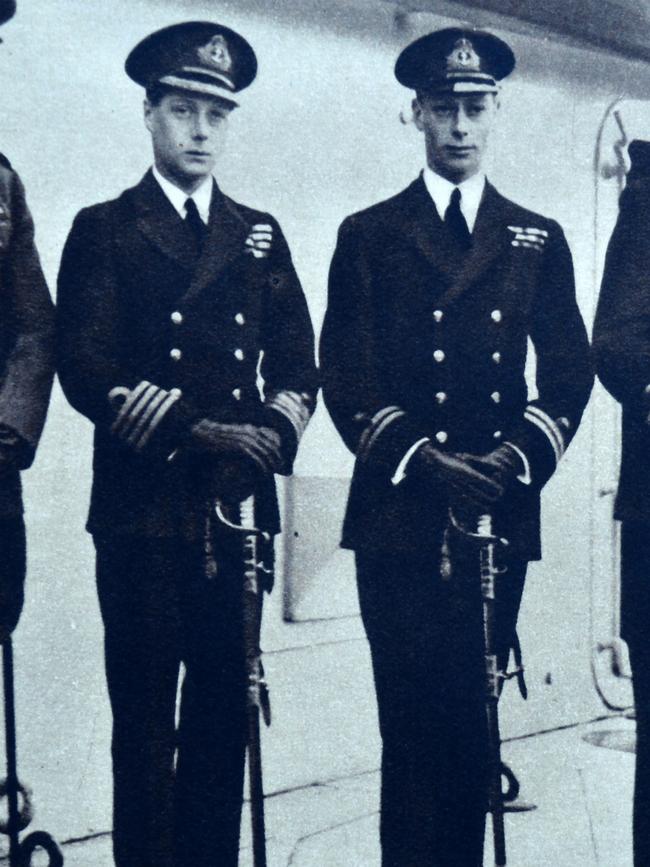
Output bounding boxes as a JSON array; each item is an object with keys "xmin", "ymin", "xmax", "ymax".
[
  {"xmin": 132, "ymin": 170, "xmax": 198, "ymax": 272},
  {"xmin": 399, "ymin": 175, "xmax": 458, "ymax": 283},
  {"xmin": 182, "ymin": 185, "xmax": 250, "ymax": 303},
  {"xmin": 437, "ymin": 182, "xmax": 512, "ymax": 308}
]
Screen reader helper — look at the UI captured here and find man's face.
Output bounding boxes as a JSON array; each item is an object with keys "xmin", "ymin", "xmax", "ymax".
[
  {"xmin": 413, "ymin": 92, "xmax": 499, "ymax": 183},
  {"xmin": 144, "ymin": 89, "xmax": 232, "ymax": 189}
]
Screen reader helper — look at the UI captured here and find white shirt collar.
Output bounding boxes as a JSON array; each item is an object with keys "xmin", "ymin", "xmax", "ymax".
[
  {"xmin": 422, "ymin": 167, "xmax": 486, "ymax": 233},
  {"xmin": 152, "ymin": 165, "xmax": 213, "ymax": 225}
]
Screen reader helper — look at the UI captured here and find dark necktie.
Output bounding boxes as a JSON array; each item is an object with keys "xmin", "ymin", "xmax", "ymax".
[
  {"xmin": 184, "ymin": 197, "xmax": 206, "ymax": 250},
  {"xmin": 444, "ymin": 187, "xmax": 471, "ymax": 251}
]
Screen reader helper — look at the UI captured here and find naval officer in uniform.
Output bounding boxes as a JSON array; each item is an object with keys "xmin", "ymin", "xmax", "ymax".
[
  {"xmin": 56, "ymin": 21, "xmax": 317, "ymax": 867},
  {"xmin": 0, "ymin": 0, "xmax": 54, "ymax": 643},
  {"xmin": 593, "ymin": 138, "xmax": 650, "ymax": 866},
  {"xmin": 320, "ymin": 28, "xmax": 592, "ymax": 865}
]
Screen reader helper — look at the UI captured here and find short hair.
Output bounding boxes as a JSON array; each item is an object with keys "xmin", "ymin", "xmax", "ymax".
[{"xmin": 145, "ymin": 83, "xmax": 175, "ymax": 106}]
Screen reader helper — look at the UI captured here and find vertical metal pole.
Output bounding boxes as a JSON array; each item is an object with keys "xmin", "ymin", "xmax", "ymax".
[{"xmin": 3, "ymin": 640, "xmax": 21, "ymax": 866}]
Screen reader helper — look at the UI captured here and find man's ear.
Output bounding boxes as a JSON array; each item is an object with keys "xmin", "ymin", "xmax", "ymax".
[
  {"xmin": 143, "ymin": 99, "xmax": 154, "ymax": 133},
  {"xmin": 412, "ymin": 96, "xmax": 424, "ymax": 131}
]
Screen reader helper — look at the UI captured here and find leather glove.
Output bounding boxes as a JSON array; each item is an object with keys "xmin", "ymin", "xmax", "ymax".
[
  {"xmin": 461, "ymin": 444, "xmax": 524, "ymax": 492},
  {"xmin": 411, "ymin": 442, "xmax": 504, "ymax": 512},
  {"xmin": 190, "ymin": 419, "xmax": 283, "ymax": 477}
]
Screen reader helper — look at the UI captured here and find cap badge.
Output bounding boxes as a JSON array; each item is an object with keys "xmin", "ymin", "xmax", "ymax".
[
  {"xmin": 446, "ymin": 38, "xmax": 481, "ymax": 72},
  {"xmin": 197, "ymin": 34, "xmax": 232, "ymax": 73}
]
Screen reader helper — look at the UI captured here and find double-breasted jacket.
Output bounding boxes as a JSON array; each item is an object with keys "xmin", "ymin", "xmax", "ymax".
[
  {"xmin": 320, "ymin": 175, "xmax": 593, "ymax": 559},
  {"xmin": 57, "ymin": 170, "xmax": 317, "ymax": 539}
]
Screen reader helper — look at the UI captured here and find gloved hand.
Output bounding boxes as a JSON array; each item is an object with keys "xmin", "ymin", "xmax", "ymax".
[
  {"xmin": 411, "ymin": 442, "xmax": 504, "ymax": 511},
  {"xmin": 190, "ymin": 419, "xmax": 283, "ymax": 477},
  {"xmin": 461, "ymin": 444, "xmax": 524, "ymax": 492}
]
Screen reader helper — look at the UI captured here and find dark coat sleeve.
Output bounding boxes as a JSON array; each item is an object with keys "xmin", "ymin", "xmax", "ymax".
[
  {"xmin": 259, "ymin": 219, "xmax": 318, "ymax": 473},
  {"xmin": 0, "ymin": 165, "xmax": 54, "ymax": 467},
  {"xmin": 56, "ymin": 206, "xmax": 133, "ymax": 428},
  {"xmin": 593, "ymin": 162, "xmax": 650, "ymax": 416},
  {"xmin": 320, "ymin": 215, "xmax": 430, "ymax": 478},
  {"xmin": 505, "ymin": 221, "xmax": 594, "ymax": 487}
]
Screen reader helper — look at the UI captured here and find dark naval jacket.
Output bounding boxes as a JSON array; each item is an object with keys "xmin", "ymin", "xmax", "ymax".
[
  {"xmin": 320, "ymin": 174, "xmax": 593, "ymax": 560},
  {"xmin": 56, "ymin": 170, "xmax": 317, "ymax": 539},
  {"xmin": 593, "ymin": 140, "xmax": 650, "ymax": 525},
  {"xmin": 0, "ymin": 155, "xmax": 54, "ymax": 516}
]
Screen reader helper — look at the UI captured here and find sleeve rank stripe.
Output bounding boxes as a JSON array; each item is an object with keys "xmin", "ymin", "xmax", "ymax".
[
  {"xmin": 358, "ymin": 406, "xmax": 406, "ymax": 462},
  {"xmin": 111, "ymin": 380, "xmax": 153, "ymax": 436},
  {"xmin": 135, "ymin": 390, "xmax": 181, "ymax": 451},
  {"xmin": 525, "ymin": 404, "xmax": 566, "ymax": 456},
  {"xmin": 357, "ymin": 405, "xmax": 401, "ymax": 458},
  {"xmin": 524, "ymin": 405, "xmax": 565, "ymax": 464},
  {"xmin": 266, "ymin": 390, "xmax": 312, "ymax": 441},
  {"xmin": 126, "ymin": 387, "xmax": 169, "ymax": 446}
]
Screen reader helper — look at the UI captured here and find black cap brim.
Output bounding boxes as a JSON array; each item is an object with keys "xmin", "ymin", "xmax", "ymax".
[
  {"xmin": 395, "ymin": 28, "xmax": 515, "ymax": 93},
  {"xmin": 125, "ymin": 21, "xmax": 257, "ymax": 94},
  {"xmin": 0, "ymin": 1, "xmax": 16, "ymax": 26}
]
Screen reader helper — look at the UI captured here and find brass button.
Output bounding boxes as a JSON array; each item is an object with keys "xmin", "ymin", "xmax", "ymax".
[
  {"xmin": 491, "ymin": 309, "xmax": 502, "ymax": 323},
  {"xmin": 491, "ymin": 391, "xmax": 501, "ymax": 403},
  {"xmin": 435, "ymin": 391, "xmax": 447, "ymax": 404},
  {"xmin": 433, "ymin": 310, "xmax": 444, "ymax": 322},
  {"xmin": 433, "ymin": 349, "xmax": 445, "ymax": 363},
  {"xmin": 235, "ymin": 313, "xmax": 245, "ymax": 326},
  {"xmin": 435, "ymin": 431, "xmax": 448, "ymax": 444},
  {"xmin": 171, "ymin": 311, "xmax": 183, "ymax": 325},
  {"xmin": 492, "ymin": 351, "xmax": 501, "ymax": 363},
  {"xmin": 234, "ymin": 349, "xmax": 244, "ymax": 361},
  {"xmin": 170, "ymin": 348, "xmax": 182, "ymax": 361},
  {"xmin": 232, "ymin": 388, "xmax": 242, "ymax": 401}
]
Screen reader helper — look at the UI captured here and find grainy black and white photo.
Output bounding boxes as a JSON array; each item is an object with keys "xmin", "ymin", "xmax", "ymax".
[{"xmin": 0, "ymin": 1, "xmax": 648, "ymax": 865}]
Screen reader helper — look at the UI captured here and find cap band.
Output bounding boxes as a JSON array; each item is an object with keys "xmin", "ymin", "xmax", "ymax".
[
  {"xmin": 158, "ymin": 74, "xmax": 240, "ymax": 104},
  {"xmin": 449, "ymin": 81, "xmax": 500, "ymax": 93},
  {"xmin": 179, "ymin": 66, "xmax": 236, "ymax": 90},
  {"xmin": 125, "ymin": 22, "xmax": 258, "ymax": 97}
]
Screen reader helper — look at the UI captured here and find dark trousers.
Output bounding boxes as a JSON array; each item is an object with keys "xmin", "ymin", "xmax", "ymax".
[
  {"xmin": 621, "ymin": 521, "xmax": 650, "ymax": 867},
  {"xmin": 356, "ymin": 544, "xmax": 526, "ymax": 867},
  {"xmin": 95, "ymin": 532, "xmax": 248, "ymax": 867}
]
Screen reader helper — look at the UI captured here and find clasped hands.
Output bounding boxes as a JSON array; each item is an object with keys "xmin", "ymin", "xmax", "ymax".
[
  {"xmin": 108, "ymin": 382, "xmax": 283, "ymax": 501},
  {"xmin": 412, "ymin": 442, "xmax": 523, "ymax": 512},
  {"xmin": 190, "ymin": 419, "xmax": 283, "ymax": 503}
]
